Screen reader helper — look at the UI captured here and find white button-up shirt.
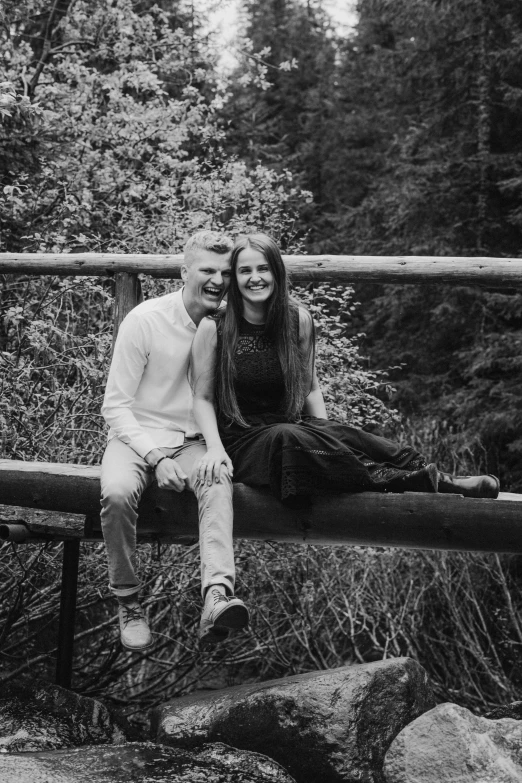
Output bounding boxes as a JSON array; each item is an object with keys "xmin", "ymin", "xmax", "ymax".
[{"xmin": 102, "ymin": 287, "xmax": 201, "ymax": 458}]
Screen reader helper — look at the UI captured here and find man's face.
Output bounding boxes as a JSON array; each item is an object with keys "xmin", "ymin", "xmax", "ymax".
[{"xmin": 181, "ymin": 249, "xmax": 232, "ymax": 320}]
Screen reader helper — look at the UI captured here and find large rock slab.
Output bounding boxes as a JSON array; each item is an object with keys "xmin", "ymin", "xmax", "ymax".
[
  {"xmin": 0, "ymin": 681, "xmax": 126, "ymax": 751},
  {"xmin": 152, "ymin": 658, "xmax": 436, "ymax": 783},
  {"xmin": 0, "ymin": 741, "xmax": 295, "ymax": 783},
  {"xmin": 384, "ymin": 702, "xmax": 522, "ymax": 783}
]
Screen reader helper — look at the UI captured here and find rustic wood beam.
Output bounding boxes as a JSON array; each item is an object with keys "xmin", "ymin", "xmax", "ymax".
[
  {"xmin": 1, "ymin": 253, "xmax": 522, "ymax": 287},
  {"xmin": 1, "ymin": 461, "xmax": 521, "ymax": 553},
  {"xmin": 0, "ymin": 504, "xmax": 84, "ymax": 540}
]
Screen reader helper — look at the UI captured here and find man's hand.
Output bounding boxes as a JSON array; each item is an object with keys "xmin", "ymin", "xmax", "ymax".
[
  {"xmin": 155, "ymin": 458, "xmax": 188, "ymax": 492},
  {"xmin": 197, "ymin": 447, "xmax": 233, "ymax": 486}
]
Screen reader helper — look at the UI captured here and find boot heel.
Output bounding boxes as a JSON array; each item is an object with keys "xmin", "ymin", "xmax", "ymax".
[{"xmin": 437, "ymin": 472, "xmax": 500, "ymax": 499}]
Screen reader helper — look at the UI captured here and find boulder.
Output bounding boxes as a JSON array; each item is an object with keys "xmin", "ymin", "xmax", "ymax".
[
  {"xmin": 152, "ymin": 658, "xmax": 436, "ymax": 783},
  {"xmin": 0, "ymin": 741, "xmax": 296, "ymax": 783},
  {"xmin": 384, "ymin": 702, "xmax": 522, "ymax": 783},
  {"xmin": 0, "ymin": 680, "xmax": 126, "ymax": 751}
]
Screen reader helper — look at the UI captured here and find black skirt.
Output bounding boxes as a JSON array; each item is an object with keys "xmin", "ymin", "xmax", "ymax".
[{"xmin": 220, "ymin": 415, "xmax": 427, "ymax": 502}]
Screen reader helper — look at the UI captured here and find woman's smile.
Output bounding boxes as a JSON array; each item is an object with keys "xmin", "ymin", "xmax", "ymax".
[{"xmin": 235, "ymin": 246, "xmax": 275, "ymax": 306}]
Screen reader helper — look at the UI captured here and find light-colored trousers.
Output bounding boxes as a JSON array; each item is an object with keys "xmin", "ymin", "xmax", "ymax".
[{"xmin": 100, "ymin": 437, "xmax": 235, "ymax": 599}]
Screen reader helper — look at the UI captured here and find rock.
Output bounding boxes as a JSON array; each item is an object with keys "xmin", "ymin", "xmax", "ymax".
[
  {"xmin": 0, "ymin": 680, "xmax": 126, "ymax": 752},
  {"xmin": 0, "ymin": 741, "xmax": 296, "ymax": 783},
  {"xmin": 152, "ymin": 658, "xmax": 436, "ymax": 783},
  {"xmin": 484, "ymin": 701, "xmax": 522, "ymax": 721},
  {"xmin": 384, "ymin": 702, "xmax": 522, "ymax": 783}
]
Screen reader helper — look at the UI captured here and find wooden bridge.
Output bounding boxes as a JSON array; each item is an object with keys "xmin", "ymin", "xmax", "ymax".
[{"xmin": 1, "ymin": 251, "xmax": 522, "ymax": 689}]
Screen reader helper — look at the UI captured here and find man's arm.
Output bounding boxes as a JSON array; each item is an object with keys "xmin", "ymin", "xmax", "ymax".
[
  {"xmin": 102, "ymin": 312, "xmax": 159, "ymax": 459},
  {"xmin": 103, "ymin": 311, "xmax": 190, "ymax": 492}
]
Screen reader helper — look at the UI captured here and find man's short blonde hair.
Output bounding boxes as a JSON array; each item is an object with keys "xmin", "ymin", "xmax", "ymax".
[{"xmin": 184, "ymin": 230, "xmax": 233, "ymax": 266}]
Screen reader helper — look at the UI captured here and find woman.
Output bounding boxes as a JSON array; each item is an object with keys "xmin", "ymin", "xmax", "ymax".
[{"xmin": 191, "ymin": 233, "xmax": 499, "ymax": 502}]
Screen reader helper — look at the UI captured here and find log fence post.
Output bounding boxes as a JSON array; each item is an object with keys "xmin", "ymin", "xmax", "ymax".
[
  {"xmin": 112, "ymin": 271, "xmax": 142, "ymax": 349},
  {"xmin": 55, "ymin": 540, "xmax": 81, "ymax": 689}
]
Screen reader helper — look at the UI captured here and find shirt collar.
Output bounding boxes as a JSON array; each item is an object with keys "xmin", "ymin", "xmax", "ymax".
[{"xmin": 176, "ymin": 286, "xmax": 197, "ymax": 330}]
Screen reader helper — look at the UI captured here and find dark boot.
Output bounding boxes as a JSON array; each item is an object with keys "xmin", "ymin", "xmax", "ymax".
[
  {"xmin": 437, "ymin": 472, "xmax": 500, "ymax": 499},
  {"xmin": 379, "ymin": 463, "xmax": 439, "ymax": 494}
]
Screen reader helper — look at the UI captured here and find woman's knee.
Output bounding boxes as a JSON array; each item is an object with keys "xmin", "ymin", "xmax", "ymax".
[{"xmin": 193, "ymin": 469, "xmax": 233, "ymax": 500}]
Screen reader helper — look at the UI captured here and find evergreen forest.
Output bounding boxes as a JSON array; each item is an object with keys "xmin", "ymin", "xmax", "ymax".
[{"xmin": 1, "ymin": 0, "xmax": 522, "ymax": 727}]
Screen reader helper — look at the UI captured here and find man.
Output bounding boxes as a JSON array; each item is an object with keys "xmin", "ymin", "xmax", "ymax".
[{"xmin": 100, "ymin": 230, "xmax": 248, "ymax": 651}]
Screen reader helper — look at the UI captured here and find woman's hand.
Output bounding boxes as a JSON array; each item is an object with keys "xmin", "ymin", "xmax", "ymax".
[{"xmin": 197, "ymin": 447, "xmax": 234, "ymax": 486}]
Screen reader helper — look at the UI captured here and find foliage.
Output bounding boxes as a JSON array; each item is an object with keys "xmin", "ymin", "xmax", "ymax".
[
  {"xmin": 2, "ymin": 539, "xmax": 522, "ymax": 727},
  {"xmin": 0, "ymin": 275, "xmax": 111, "ymax": 462},
  {"xmin": 294, "ymin": 283, "xmax": 398, "ymax": 426},
  {"xmin": 224, "ymin": 0, "xmax": 339, "ymax": 232},
  {"xmin": 0, "ymin": 0, "xmax": 309, "ymax": 253},
  {"xmin": 339, "ymin": 0, "xmax": 522, "ymax": 489}
]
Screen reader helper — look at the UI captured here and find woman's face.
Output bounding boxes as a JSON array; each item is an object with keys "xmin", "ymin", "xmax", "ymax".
[{"xmin": 235, "ymin": 246, "xmax": 275, "ymax": 307}]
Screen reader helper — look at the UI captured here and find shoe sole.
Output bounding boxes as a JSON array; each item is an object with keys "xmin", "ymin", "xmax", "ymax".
[
  {"xmin": 213, "ymin": 603, "xmax": 250, "ymax": 631},
  {"xmin": 121, "ymin": 639, "xmax": 153, "ymax": 651},
  {"xmin": 199, "ymin": 626, "xmax": 230, "ymax": 649}
]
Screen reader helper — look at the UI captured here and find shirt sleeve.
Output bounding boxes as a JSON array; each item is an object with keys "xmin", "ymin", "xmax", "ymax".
[{"xmin": 101, "ymin": 311, "xmax": 157, "ymax": 459}]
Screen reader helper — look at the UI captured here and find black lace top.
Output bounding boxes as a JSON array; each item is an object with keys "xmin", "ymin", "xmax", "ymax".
[{"xmin": 233, "ymin": 318, "xmax": 286, "ymax": 418}]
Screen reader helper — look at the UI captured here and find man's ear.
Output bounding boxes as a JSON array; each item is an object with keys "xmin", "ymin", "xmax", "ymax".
[{"xmin": 180, "ymin": 263, "xmax": 188, "ymax": 282}]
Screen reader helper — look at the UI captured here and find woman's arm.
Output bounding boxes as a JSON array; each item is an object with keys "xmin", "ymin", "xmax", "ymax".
[
  {"xmin": 299, "ymin": 307, "xmax": 328, "ymax": 419},
  {"xmin": 191, "ymin": 318, "xmax": 234, "ymax": 485},
  {"xmin": 303, "ymin": 365, "xmax": 327, "ymax": 418}
]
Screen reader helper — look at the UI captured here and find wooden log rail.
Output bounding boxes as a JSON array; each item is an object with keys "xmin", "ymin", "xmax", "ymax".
[
  {"xmin": 1, "ymin": 461, "xmax": 522, "ymax": 553},
  {"xmin": 2, "ymin": 252, "xmax": 522, "ymax": 287}
]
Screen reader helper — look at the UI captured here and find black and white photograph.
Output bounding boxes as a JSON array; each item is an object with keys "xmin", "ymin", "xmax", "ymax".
[{"xmin": 1, "ymin": 1, "xmax": 522, "ymax": 780}]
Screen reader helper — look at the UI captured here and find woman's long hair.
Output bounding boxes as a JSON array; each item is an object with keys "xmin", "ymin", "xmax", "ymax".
[{"xmin": 216, "ymin": 233, "xmax": 311, "ymax": 427}]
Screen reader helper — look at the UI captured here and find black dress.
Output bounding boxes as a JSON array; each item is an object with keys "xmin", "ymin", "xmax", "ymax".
[{"xmin": 217, "ymin": 317, "xmax": 428, "ymax": 502}]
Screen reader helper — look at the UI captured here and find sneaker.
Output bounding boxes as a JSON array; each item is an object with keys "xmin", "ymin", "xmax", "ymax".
[
  {"xmin": 118, "ymin": 601, "xmax": 153, "ymax": 651},
  {"xmin": 199, "ymin": 589, "xmax": 249, "ymax": 648}
]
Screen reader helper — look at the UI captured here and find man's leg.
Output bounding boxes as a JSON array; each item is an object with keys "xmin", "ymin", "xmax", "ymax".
[
  {"xmin": 100, "ymin": 438, "xmax": 154, "ymax": 650},
  {"xmin": 173, "ymin": 439, "xmax": 248, "ymax": 645}
]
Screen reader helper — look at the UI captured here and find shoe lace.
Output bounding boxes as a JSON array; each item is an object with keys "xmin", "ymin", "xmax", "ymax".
[
  {"xmin": 211, "ymin": 589, "xmax": 229, "ymax": 606},
  {"xmin": 121, "ymin": 603, "xmax": 144, "ymax": 626}
]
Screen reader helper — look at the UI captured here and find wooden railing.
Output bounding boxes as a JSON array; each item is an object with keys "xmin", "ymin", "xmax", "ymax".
[
  {"xmin": 3, "ymin": 252, "xmax": 522, "ymax": 283},
  {"xmin": 1, "ymin": 252, "xmax": 522, "ymax": 687}
]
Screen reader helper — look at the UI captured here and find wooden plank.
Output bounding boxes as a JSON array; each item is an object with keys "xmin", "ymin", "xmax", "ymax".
[
  {"xmin": 0, "ymin": 504, "xmax": 84, "ymax": 539},
  {"xmin": 1, "ymin": 253, "xmax": 522, "ymax": 287},
  {"xmin": 128, "ymin": 485, "xmax": 522, "ymax": 553},
  {"xmin": 0, "ymin": 461, "xmax": 101, "ymax": 515},
  {"xmin": 0, "ymin": 460, "xmax": 521, "ymax": 553}
]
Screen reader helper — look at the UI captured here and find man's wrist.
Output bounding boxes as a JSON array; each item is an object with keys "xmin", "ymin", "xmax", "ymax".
[
  {"xmin": 145, "ymin": 448, "xmax": 166, "ymax": 469},
  {"xmin": 153, "ymin": 455, "xmax": 167, "ymax": 471}
]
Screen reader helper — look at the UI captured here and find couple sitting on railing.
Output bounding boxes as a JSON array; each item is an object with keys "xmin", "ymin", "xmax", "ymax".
[{"xmin": 100, "ymin": 230, "xmax": 500, "ymax": 652}]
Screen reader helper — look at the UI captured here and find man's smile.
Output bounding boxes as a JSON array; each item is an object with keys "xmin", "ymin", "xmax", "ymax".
[{"xmin": 203, "ymin": 285, "xmax": 223, "ymax": 298}]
